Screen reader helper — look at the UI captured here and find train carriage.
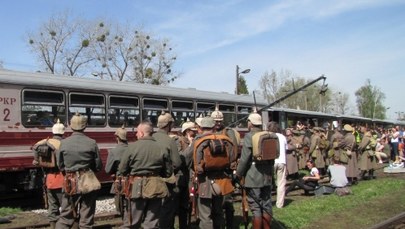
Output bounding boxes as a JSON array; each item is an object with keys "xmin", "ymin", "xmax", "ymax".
[{"xmin": 0, "ymin": 69, "xmax": 267, "ymax": 194}]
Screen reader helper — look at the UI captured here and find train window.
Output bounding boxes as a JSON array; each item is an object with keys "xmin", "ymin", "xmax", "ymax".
[
  {"xmin": 108, "ymin": 95, "xmax": 140, "ymax": 128},
  {"xmin": 172, "ymin": 100, "xmax": 193, "ymax": 110},
  {"xmin": 197, "ymin": 102, "xmax": 215, "ymax": 113},
  {"xmin": 142, "ymin": 98, "xmax": 168, "ymax": 126},
  {"xmin": 22, "ymin": 89, "xmax": 66, "ymax": 127},
  {"xmin": 172, "ymin": 111, "xmax": 195, "ymax": 128},
  {"xmin": 172, "ymin": 100, "xmax": 194, "ymax": 127},
  {"xmin": 219, "ymin": 104, "xmax": 236, "ymax": 127},
  {"xmin": 23, "ymin": 90, "xmax": 64, "ymax": 104},
  {"xmin": 236, "ymin": 105, "xmax": 252, "ymax": 128},
  {"xmin": 69, "ymin": 93, "xmax": 106, "ymax": 127}
]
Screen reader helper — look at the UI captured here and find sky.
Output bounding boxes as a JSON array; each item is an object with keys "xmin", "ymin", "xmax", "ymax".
[{"xmin": 1, "ymin": 0, "xmax": 404, "ymax": 120}]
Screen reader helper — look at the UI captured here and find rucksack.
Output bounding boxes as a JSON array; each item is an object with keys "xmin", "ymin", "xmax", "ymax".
[
  {"xmin": 193, "ymin": 134, "xmax": 233, "ymax": 172},
  {"xmin": 251, "ymin": 131, "xmax": 280, "ymax": 161},
  {"xmin": 33, "ymin": 138, "xmax": 60, "ymax": 168}
]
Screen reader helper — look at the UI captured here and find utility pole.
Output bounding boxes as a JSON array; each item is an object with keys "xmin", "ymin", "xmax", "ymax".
[{"xmin": 235, "ymin": 65, "xmax": 250, "ymax": 95}]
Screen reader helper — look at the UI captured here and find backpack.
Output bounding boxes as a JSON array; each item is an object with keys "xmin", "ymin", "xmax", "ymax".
[
  {"xmin": 251, "ymin": 131, "xmax": 280, "ymax": 161},
  {"xmin": 193, "ymin": 134, "xmax": 233, "ymax": 172},
  {"xmin": 33, "ymin": 138, "xmax": 60, "ymax": 168}
]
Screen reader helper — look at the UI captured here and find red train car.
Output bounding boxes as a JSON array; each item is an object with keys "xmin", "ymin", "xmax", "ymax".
[{"xmin": 0, "ymin": 69, "xmax": 262, "ymax": 194}]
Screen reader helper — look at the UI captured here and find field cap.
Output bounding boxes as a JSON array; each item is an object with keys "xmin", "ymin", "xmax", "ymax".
[
  {"xmin": 70, "ymin": 113, "xmax": 87, "ymax": 131},
  {"xmin": 181, "ymin": 118, "xmax": 196, "ymax": 133},
  {"xmin": 115, "ymin": 125, "xmax": 127, "ymax": 141},
  {"xmin": 52, "ymin": 119, "xmax": 65, "ymax": 135},
  {"xmin": 247, "ymin": 109, "xmax": 262, "ymax": 126},
  {"xmin": 343, "ymin": 124, "xmax": 353, "ymax": 132},
  {"xmin": 200, "ymin": 117, "xmax": 215, "ymax": 128},
  {"xmin": 157, "ymin": 110, "xmax": 174, "ymax": 128},
  {"xmin": 211, "ymin": 106, "xmax": 224, "ymax": 121}
]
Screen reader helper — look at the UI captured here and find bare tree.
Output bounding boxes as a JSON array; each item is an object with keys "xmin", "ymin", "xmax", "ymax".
[
  {"xmin": 258, "ymin": 70, "xmax": 332, "ymax": 112},
  {"xmin": 27, "ymin": 11, "xmax": 88, "ymax": 75},
  {"xmin": 27, "ymin": 12, "xmax": 179, "ymax": 84}
]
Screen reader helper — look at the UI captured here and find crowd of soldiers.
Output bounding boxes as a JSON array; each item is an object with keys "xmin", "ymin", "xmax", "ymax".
[
  {"xmin": 282, "ymin": 122, "xmax": 403, "ymax": 186},
  {"xmin": 31, "ymin": 110, "xmax": 404, "ymax": 229}
]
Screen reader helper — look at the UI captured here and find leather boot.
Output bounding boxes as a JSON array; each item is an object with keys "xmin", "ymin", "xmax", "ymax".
[
  {"xmin": 263, "ymin": 213, "xmax": 272, "ymax": 229},
  {"xmin": 50, "ymin": 222, "xmax": 56, "ymax": 229},
  {"xmin": 252, "ymin": 216, "xmax": 262, "ymax": 229}
]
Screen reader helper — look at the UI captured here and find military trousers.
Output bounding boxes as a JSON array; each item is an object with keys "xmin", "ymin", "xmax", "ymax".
[
  {"xmin": 198, "ymin": 195, "xmax": 224, "ymax": 229},
  {"xmin": 56, "ymin": 191, "xmax": 98, "ymax": 229},
  {"xmin": 47, "ymin": 188, "xmax": 62, "ymax": 222},
  {"xmin": 122, "ymin": 197, "xmax": 162, "ymax": 229}
]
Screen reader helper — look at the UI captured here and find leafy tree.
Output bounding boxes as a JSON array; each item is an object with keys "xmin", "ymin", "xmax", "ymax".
[
  {"xmin": 27, "ymin": 12, "xmax": 179, "ymax": 84},
  {"xmin": 355, "ymin": 79, "xmax": 386, "ymax": 119},
  {"xmin": 237, "ymin": 75, "xmax": 249, "ymax": 94}
]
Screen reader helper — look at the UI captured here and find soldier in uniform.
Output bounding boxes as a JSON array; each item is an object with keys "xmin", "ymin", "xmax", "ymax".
[
  {"xmin": 235, "ymin": 111, "xmax": 272, "ymax": 229},
  {"xmin": 105, "ymin": 126, "xmax": 128, "ymax": 215},
  {"xmin": 338, "ymin": 124, "xmax": 358, "ymax": 185},
  {"xmin": 153, "ymin": 111, "xmax": 182, "ymax": 229},
  {"xmin": 193, "ymin": 116, "xmax": 234, "ymax": 229},
  {"xmin": 211, "ymin": 108, "xmax": 239, "ymax": 229},
  {"xmin": 56, "ymin": 113, "xmax": 103, "ymax": 229},
  {"xmin": 286, "ymin": 129, "xmax": 299, "ymax": 180},
  {"xmin": 297, "ymin": 130, "xmax": 311, "ymax": 170},
  {"xmin": 358, "ymin": 125, "xmax": 377, "ymax": 180},
  {"xmin": 309, "ymin": 127, "xmax": 325, "ymax": 175},
  {"xmin": 32, "ymin": 120, "xmax": 65, "ymax": 229},
  {"xmin": 176, "ymin": 119, "xmax": 196, "ymax": 229},
  {"xmin": 119, "ymin": 120, "xmax": 173, "ymax": 228}
]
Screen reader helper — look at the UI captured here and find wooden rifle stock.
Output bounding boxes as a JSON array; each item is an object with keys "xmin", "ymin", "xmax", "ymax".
[{"xmin": 241, "ymin": 178, "xmax": 249, "ymax": 229}]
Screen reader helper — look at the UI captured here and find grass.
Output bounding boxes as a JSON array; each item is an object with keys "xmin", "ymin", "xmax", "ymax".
[
  {"xmin": 271, "ymin": 178, "xmax": 405, "ymax": 229},
  {"xmin": 0, "ymin": 207, "xmax": 21, "ymax": 217}
]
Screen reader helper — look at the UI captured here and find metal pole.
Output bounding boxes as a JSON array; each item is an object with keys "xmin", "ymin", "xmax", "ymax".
[{"xmin": 236, "ymin": 65, "xmax": 239, "ymax": 95}]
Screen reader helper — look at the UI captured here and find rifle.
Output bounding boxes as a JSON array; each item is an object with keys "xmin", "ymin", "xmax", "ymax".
[
  {"xmin": 42, "ymin": 173, "xmax": 48, "ymax": 209},
  {"xmin": 240, "ymin": 177, "xmax": 249, "ymax": 229}
]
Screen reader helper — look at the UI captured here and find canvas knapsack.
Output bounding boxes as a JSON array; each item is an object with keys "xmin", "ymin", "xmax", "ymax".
[
  {"xmin": 251, "ymin": 131, "xmax": 280, "ymax": 161},
  {"xmin": 33, "ymin": 138, "xmax": 60, "ymax": 168},
  {"xmin": 193, "ymin": 134, "xmax": 233, "ymax": 172}
]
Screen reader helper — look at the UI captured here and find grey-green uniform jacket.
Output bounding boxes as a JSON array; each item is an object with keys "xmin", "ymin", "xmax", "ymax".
[
  {"xmin": 57, "ymin": 132, "xmax": 102, "ymax": 172},
  {"xmin": 118, "ymin": 136, "xmax": 172, "ymax": 199},
  {"xmin": 236, "ymin": 127, "xmax": 273, "ymax": 188},
  {"xmin": 118, "ymin": 136, "xmax": 172, "ymax": 177},
  {"xmin": 105, "ymin": 142, "xmax": 128, "ymax": 176},
  {"xmin": 153, "ymin": 130, "xmax": 182, "ymax": 173}
]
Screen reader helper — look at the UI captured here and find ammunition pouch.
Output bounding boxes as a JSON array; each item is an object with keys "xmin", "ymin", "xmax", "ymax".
[{"xmin": 63, "ymin": 169, "xmax": 101, "ymax": 195}]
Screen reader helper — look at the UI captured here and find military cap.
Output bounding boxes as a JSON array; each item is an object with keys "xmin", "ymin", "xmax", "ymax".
[
  {"xmin": 157, "ymin": 111, "xmax": 174, "ymax": 128},
  {"xmin": 195, "ymin": 113, "xmax": 204, "ymax": 127},
  {"xmin": 343, "ymin": 124, "xmax": 353, "ymax": 132},
  {"xmin": 299, "ymin": 130, "xmax": 306, "ymax": 135},
  {"xmin": 211, "ymin": 106, "xmax": 224, "ymax": 121},
  {"xmin": 181, "ymin": 119, "xmax": 196, "ymax": 133},
  {"xmin": 70, "ymin": 113, "xmax": 87, "ymax": 131},
  {"xmin": 52, "ymin": 119, "xmax": 65, "ymax": 135},
  {"xmin": 115, "ymin": 125, "xmax": 127, "ymax": 141},
  {"xmin": 200, "ymin": 117, "xmax": 215, "ymax": 128},
  {"xmin": 248, "ymin": 110, "xmax": 262, "ymax": 126}
]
